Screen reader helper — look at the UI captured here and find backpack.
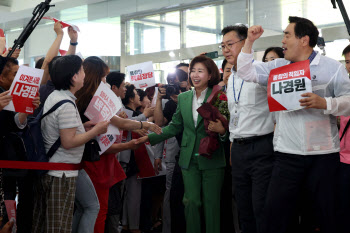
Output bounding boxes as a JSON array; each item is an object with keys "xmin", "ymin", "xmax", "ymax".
[{"xmin": 20, "ymin": 99, "xmax": 76, "ymax": 174}]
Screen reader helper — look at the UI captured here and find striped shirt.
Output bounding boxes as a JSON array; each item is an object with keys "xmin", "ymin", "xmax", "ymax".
[{"xmin": 41, "ymin": 90, "xmax": 85, "ymax": 177}]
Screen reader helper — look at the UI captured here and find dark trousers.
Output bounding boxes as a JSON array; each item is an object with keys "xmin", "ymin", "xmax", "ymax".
[
  {"xmin": 231, "ymin": 133, "xmax": 274, "ymax": 233},
  {"xmin": 3, "ymin": 172, "xmax": 34, "ymax": 233},
  {"xmin": 170, "ymin": 161, "xmax": 186, "ymax": 233},
  {"xmin": 262, "ymin": 152, "xmax": 339, "ymax": 233},
  {"xmin": 221, "ymin": 141, "xmax": 234, "ymax": 233},
  {"xmin": 337, "ymin": 162, "xmax": 350, "ymax": 233}
]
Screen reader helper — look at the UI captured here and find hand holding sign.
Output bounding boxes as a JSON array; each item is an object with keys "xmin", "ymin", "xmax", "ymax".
[
  {"xmin": 93, "ymin": 120, "xmax": 110, "ymax": 135},
  {"xmin": 43, "ymin": 16, "xmax": 80, "ymax": 32},
  {"xmin": 54, "ymin": 21, "xmax": 64, "ymax": 36},
  {"xmin": 299, "ymin": 92, "xmax": 327, "ymax": 109},
  {"xmin": 0, "ymin": 91, "xmax": 12, "ymax": 111}
]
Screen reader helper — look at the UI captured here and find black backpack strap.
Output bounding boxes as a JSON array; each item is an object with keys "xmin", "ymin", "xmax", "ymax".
[
  {"xmin": 340, "ymin": 118, "xmax": 350, "ymax": 142},
  {"xmin": 40, "ymin": 99, "xmax": 76, "ymax": 120},
  {"xmin": 42, "ymin": 99, "xmax": 76, "ymax": 158}
]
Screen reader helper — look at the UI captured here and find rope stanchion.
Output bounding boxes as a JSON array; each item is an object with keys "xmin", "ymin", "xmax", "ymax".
[{"xmin": 0, "ymin": 160, "xmax": 82, "ymax": 170}]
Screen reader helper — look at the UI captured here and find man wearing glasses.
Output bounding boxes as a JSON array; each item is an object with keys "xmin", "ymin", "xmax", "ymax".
[{"xmin": 221, "ymin": 25, "xmax": 275, "ymax": 233}]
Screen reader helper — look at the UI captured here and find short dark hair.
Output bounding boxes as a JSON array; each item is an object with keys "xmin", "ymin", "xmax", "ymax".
[
  {"xmin": 189, "ymin": 55, "xmax": 220, "ymax": 88},
  {"xmin": 50, "ymin": 55, "xmax": 82, "ymax": 90},
  {"xmin": 262, "ymin": 47, "xmax": 284, "ymax": 62},
  {"xmin": 1, "ymin": 57, "xmax": 19, "ymax": 77},
  {"xmin": 35, "ymin": 57, "xmax": 45, "ymax": 69},
  {"xmin": 288, "ymin": 16, "xmax": 319, "ymax": 48},
  {"xmin": 342, "ymin": 44, "xmax": 350, "ymax": 56},
  {"xmin": 176, "ymin": 63, "xmax": 189, "ymax": 68},
  {"xmin": 106, "ymin": 72, "xmax": 125, "ymax": 89},
  {"xmin": 136, "ymin": 89, "xmax": 147, "ymax": 102},
  {"xmin": 221, "ymin": 59, "xmax": 228, "ymax": 71},
  {"xmin": 176, "ymin": 69, "xmax": 188, "ymax": 82},
  {"xmin": 221, "ymin": 24, "xmax": 248, "ymax": 40},
  {"xmin": 122, "ymin": 84, "xmax": 136, "ymax": 106}
]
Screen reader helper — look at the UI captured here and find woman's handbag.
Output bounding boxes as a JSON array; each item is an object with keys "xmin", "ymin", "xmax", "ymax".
[{"xmin": 82, "ymin": 139, "xmax": 101, "ymax": 162}]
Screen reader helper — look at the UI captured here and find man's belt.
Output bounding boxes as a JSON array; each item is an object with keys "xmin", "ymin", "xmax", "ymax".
[{"xmin": 233, "ymin": 132, "xmax": 273, "ymax": 145}]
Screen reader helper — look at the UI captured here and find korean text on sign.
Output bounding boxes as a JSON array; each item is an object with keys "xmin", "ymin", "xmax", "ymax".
[
  {"xmin": 127, "ymin": 61, "xmax": 156, "ymax": 89},
  {"xmin": 84, "ymin": 81, "xmax": 122, "ymax": 123},
  {"xmin": 267, "ymin": 60, "xmax": 312, "ymax": 112},
  {"xmin": 3, "ymin": 66, "xmax": 43, "ymax": 114}
]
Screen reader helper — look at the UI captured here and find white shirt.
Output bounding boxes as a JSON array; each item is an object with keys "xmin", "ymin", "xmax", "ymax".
[
  {"xmin": 237, "ymin": 50, "xmax": 350, "ymax": 155},
  {"xmin": 41, "ymin": 90, "xmax": 85, "ymax": 177},
  {"xmin": 227, "ymin": 65, "xmax": 275, "ymax": 142},
  {"xmin": 192, "ymin": 88, "xmax": 208, "ymax": 127}
]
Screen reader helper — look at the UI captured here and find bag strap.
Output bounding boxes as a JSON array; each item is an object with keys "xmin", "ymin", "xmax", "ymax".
[
  {"xmin": 340, "ymin": 118, "xmax": 350, "ymax": 142},
  {"xmin": 40, "ymin": 99, "xmax": 76, "ymax": 120},
  {"xmin": 42, "ymin": 99, "xmax": 76, "ymax": 158}
]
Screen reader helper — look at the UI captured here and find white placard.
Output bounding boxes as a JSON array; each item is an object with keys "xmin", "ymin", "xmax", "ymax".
[
  {"xmin": 127, "ymin": 61, "xmax": 155, "ymax": 89},
  {"xmin": 84, "ymin": 81, "xmax": 122, "ymax": 123}
]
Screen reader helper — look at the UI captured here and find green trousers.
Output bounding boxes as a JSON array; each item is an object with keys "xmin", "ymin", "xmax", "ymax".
[{"xmin": 182, "ymin": 156, "xmax": 225, "ymax": 233}]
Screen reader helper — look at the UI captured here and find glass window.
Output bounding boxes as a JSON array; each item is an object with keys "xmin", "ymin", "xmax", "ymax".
[
  {"xmin": 185, "ymin": 1, "xmax": 247, "ymax": 48},
  {"xmin": 127, "ymin": 11, "xmax": 180, "ymax": 55}
]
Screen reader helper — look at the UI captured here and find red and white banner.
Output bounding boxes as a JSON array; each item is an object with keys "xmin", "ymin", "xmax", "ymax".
[
  {"xmin": 267, "ymin": 60, "xmax": 312, "ymax": 112},
  {"xmin": 5, "ymin": 200, "xmax": 16, "ymax": 233},
  {"xmin": 127, "ymin": 61, "xmax": 155, "ymax": 89},
  {"xmin": 4, "ymin": 66, "xmax": 43, "ymax": 114},
  {"xmin": 84, "ymin": 81, "xmax": 122, "ymax": 123},
  {"xmin": 42, "ymin": 16, "xmax": 80, "ymax": 32}
]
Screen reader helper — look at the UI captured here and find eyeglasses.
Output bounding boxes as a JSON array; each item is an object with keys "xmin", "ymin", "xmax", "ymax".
[{"xmin": 219, "ymin": 39, "xmax": 244, "ymax": 51}]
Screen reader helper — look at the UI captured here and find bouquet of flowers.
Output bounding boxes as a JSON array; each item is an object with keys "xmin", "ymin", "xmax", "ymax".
[{"xmin": 197, "ymin": 85, "xmax": 230, "ymax": 159}]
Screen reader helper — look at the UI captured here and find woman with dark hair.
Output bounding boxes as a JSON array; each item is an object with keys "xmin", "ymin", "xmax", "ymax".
[
  {"xmin": 31, "ymin": 55, "xmax": 109, "ymax": 233},
  {"xmin": 74, "ymin": 57, "xmax": 161, "ymax": 233},
  {"xmin": 136, "ymin": 55, "xmax": 227, "ymax": 233},
  {"xmin": 218, "ymin": 58, "xmax": 234, "ymax": 91},
  {"xmin": 262, "ymin": 47, "xmax": 284, "ymax": 62}
]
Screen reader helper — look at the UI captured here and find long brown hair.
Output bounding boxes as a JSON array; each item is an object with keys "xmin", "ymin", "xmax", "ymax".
[{"xmin": 75, "ymin": 56, "xmax": 109, "ymax": 114}]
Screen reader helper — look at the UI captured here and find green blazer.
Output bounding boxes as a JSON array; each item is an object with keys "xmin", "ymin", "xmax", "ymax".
[{"xmin": 148, "ymin": 88, "xmax": 226, "ymax": 170}]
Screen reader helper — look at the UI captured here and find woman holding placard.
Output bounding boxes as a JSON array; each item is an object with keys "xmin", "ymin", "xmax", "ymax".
[{"xmin": 74, "ymin": 56, "xmax": 161, "ymax": 233}]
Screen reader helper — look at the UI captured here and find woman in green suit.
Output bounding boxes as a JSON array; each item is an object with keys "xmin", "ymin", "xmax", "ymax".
[{"xmin": 137, "ymin": 55, "xmax": 227, "ymax": 233}]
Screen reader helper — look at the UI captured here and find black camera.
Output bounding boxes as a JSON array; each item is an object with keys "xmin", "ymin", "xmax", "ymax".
[{"xmin": 163, "ymin": 83, "xmax": 181, "ymax": 99}]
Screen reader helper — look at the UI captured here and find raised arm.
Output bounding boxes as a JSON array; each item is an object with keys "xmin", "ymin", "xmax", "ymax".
[
  {"xmin": 41, "ymin": 21, "xmax": 64, "ymax": 85},
  {"xmin": 66, "ymin": 26, "xmax": 78, "ymax": 55}
]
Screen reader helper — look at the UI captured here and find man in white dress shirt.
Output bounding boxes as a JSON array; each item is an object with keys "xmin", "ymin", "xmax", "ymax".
[
  {"xmin": 221, "ymin": 25, "xmax": 275, "ymax": 233},
  {"xmin": 237, "ymin": 16, "xmax": 350, "ymax": 233}
]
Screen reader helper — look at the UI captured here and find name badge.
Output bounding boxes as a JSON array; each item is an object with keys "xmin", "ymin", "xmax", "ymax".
[{"xmin": 230, "ymin": 112, "xmax": 240, "ymax": 129}]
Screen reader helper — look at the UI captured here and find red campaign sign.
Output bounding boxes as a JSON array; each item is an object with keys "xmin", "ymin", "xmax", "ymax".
[
  {"xmin": 11, "ymin": 82, "xmax": 38, "ymax": 114},
  {"xmin": 267, "ymin": 60, "xmax": 312, "ymax": 112},
  {"xmin": 0, "ymin": 28, "xmax": 4, "ymax": 37},
  {"xmin": 85, "ymin": 95, "xmax": 113, "ymax": 123}
]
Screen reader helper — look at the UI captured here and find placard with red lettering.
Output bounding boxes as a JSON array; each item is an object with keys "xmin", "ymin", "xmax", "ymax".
[
  {"xmin": 3, "ymin": 66, "xmax": 43, "ymax": 114},
  {"xmin": 5, "ymin": 200, "xmax": 16, "ymax": 233},
  {"xmin": 267, "ymin": 60, "xmax": 312, "ymax": 112},
  {"xmin": 127, "ymin": 61, "xmax": 155, "ymax": 89},
  {"xmin": 97, "ymin": 133, "xmax": 117, "ymax": 155},
  {"xmin": 42, "ymin": 16, "xmax": 80, "ymax": 32},
  {"xmin": 84, "ymin": 82, "xmax": 122, "ymax": 123}
]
